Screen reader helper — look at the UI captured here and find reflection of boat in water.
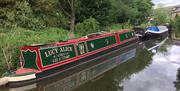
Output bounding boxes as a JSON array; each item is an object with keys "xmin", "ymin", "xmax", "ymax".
[
  {"xmin": 41, "ymin": 45, "xmax": 136, "ymax": 91},
  {"xmin": 8, "ymin": 42, "xmax": 138, "ymax": 91},
  {"xmin": 141, "ymin": 37, "xmax": 168, "ymax": 53}
]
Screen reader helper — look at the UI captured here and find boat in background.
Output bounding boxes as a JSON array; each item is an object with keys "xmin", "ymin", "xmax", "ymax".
[
  {"xmin": 0, "ymin": 29, "xmax": 138, "ymax": 87},
  {"xmin": 135, "ymin": 26, "xmax": 169, "ymax": 40}
]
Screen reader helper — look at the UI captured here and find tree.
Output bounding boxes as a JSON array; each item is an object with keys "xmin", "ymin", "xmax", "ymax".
[
  {"xmin": 134, "ymin": 0, "xmax": 153, "ymax": 24},
  {"xmin": 58, "ymin": 0, "xmax": 79, "ymax": 38},
  {"xmin": 110, "ymin": 0, "xmax": 152, "ymax": 24},
  {"xmin": 76, "ymin": 0, "xmax": 112, "ymax": 26},
  {"xmin": 153, "ymin": 7, "xmax": 171, "ymax": 25},
  {"xmin": 0, "ymin": 0, "xmax": 45, "ymax": 30},
  {"xmin": 29, "ymin": 0, "xmax": 68, "ymax": 28}
]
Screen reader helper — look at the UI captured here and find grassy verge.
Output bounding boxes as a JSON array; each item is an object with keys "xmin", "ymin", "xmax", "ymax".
[
  {"xmin": 109, "ymin": 23, "xmax": 133, "ymax": 32},
  {"xmin": 0, "ymin": 27, "xmax": 69, "ymax": 73}
]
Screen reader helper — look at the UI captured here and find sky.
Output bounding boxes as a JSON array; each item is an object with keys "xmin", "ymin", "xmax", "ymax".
[{"xmin": 152, "ymin": 0, "xmax": 180, "ymax": 8}]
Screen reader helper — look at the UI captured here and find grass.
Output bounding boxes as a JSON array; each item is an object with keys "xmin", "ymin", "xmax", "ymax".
[
  {"xmin": 109, "ymin": 23, "xmax": 133, "ymax": 32},
  {"xmin": 0, "ymin": 27, "xmax": 69, "ymax": 73}
]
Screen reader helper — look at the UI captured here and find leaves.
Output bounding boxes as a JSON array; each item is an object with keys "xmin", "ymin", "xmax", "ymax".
[
  {"xmin": 153, "ymin": 7, "xmax": 170, "ymax": 25},
  {"xmin": 75, "ymin": 18, "xmax": 100, "ymax": 36}
]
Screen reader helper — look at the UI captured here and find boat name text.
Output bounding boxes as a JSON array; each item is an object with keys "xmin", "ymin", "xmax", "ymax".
[{"xmin": 45, "ymin": 47, "xmax": 73, "ymax": 57}]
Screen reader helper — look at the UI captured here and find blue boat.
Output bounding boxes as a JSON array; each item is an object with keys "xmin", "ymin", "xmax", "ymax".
[
  {"xmin": 135, "ymin": 26, "xmax": 169, "ymax": 40},
  {"xmin": 145, "ymin": 26, "xmax": 168, "ymax": 34}
]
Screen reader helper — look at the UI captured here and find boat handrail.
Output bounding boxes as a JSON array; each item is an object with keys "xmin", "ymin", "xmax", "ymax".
[
  {"xmin": 85, "ymin": 32, "xmax": 102, "ymax": 38},
  {"xmin": 85, "ymin": 31, "xmax": 110, "ymax": 38}
]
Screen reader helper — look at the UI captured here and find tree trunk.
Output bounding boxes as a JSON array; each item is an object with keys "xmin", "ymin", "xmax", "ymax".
[
  {"xmin": 69, "ymin": 0, "xmax": 75, "ymax": 39},
  {"xmin": 69, "ymin": 15, "xmax": 75, "ymax": 39}
]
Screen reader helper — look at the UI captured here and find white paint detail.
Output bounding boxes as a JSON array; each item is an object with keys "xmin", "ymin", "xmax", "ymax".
[
  {"xmin": 90, "ymin": 43, "xmax": 94, "ymax": 48},
  {"xmin": 7, "ymin": 74, "xmax": 36, "ymax": 82},
  {"xmin": 0, "ymin": 77, "xmax": 8, "ymax": 86},
  {"xmin": 0, "ymin": 73, "xmax": 36, "ymax": 86},
  {"xmin": 105, "ymin": 39, "xmax": 109, "ymax": 45}
]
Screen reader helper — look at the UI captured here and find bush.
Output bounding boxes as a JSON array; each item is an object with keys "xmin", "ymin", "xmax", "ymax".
[
  {"xmin": 0, "ymin": 0, "xmax": 46, "ymax": 30},
  {"xmin": 172, "ymin": 16, "xmax": 180, "ymax": 38},
  {"xmin": 109, "ymin": 23, "xmax": 132, "ymax": 32},
  {"xmin": 75, "ymin": 18, "xmax": 100, "ymax": 36},
  {"xmin": 0, "ymin": 27, "xmax": 69, "ymax": 72}
]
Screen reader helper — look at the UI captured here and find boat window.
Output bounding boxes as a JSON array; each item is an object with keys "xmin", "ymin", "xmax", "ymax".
[{"xmin": 119, "ymin": 31, "xmax": 134, "ymax": 41}]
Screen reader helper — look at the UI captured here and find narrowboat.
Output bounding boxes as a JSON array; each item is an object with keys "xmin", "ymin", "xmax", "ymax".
[
  {"xmin": 0, "ymin": 29, "xmax": 138, "ymax": 86},
  {"xmin": 8, "ymin": 42, "xmax": 137, "ymax": 90}
]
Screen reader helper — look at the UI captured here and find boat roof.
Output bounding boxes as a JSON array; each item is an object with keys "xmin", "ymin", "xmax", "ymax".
[
  {"xmin": 147, "ymin": 26, "xmax": 159, "ymax": 31},
  {"xmin": 22, "ymin": 29, "xmax": 131, "ymax": 48},
  {"xmin": 146, "ymin": 26, "xmax": 168, "ymax": 34}
]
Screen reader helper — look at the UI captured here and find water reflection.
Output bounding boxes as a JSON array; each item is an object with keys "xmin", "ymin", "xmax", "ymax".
[
  {"xmin": 38, "ymin": 44, "xmax": 137, "ymax": 91},
  {"xmin": 73, "ymin": 42, "xmax": 152, "ymax": 91},
  {"xmin": 43, "ymin": 49, "xmax": 136, "ymax": 91},
  {"xmin": 122, "ymin": 45, "xmax": 180, "ymax": 91}
]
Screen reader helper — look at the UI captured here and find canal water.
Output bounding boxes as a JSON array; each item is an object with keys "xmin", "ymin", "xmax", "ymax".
[{"xmin": 1, "ymin": 38, "xmax": 180, "ymax": 91}]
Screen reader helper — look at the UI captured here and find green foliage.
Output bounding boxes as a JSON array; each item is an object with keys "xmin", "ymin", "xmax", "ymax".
[
  {"xmin": 109, "ymin": 23, "xmax": 132, "ymax": 32},
  {"xmin": 0, "ymin": 0, "xmax": 45, "ymax": 30},
  {"xmin": 153, "ymin": 7, "xmax": 171, "ymax": 25},
  {"xmin": 75, "ymin": 18, "xmax": 100, "ymax": 36},
  {"xmin": 76, "ymin": 0, "xmax": 112, "ymax": 26},
  {"xmin": 0, "ymin": 0, "xmax": 153, "ymax": 30},
  {"xmin": 174, "ymin": 16, "xmax": 180, "ymax": 31},
  {"xmin": 172, "ymin": 16, "xmax": 180, "ymax": 38},
  {"xmin": 30, "ymin": 0, "xmax": 69, "ymax": 29},
  {"xmin": 110, "ymin": 0, "xmax": 152, "ymax": 25},
  {"xmin": 0, "ymin": 27, "xmax": 69, "ymax": 71}
]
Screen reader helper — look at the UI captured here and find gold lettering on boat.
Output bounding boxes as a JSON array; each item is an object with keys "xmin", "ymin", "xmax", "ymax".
[
  {"xmin": 59, "ymin": 47, "xmax": 72, "ymax": 52},
  {"xmin": 45, "ymin": 48, "xmax": 58, "ymax": 57}
]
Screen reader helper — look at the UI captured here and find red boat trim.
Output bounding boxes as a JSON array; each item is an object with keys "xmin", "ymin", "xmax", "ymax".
[
  {"xmin": 41, "ymin": 43, "xmax": 118, "ymax": 71},
  {"xmin": 36, "ymin": 37, "xmax": 138, "ymax": 77},
  {"xmin": 40, "ymin": 37, "xmax": 136, "ymax": 72},
  {"xmin": 20, "ymin": 30, "xmax": 136, "ymax": 73},
  {"xmin": 39, "ymin": 35, "xmax": 116, "ymax": 69}
]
